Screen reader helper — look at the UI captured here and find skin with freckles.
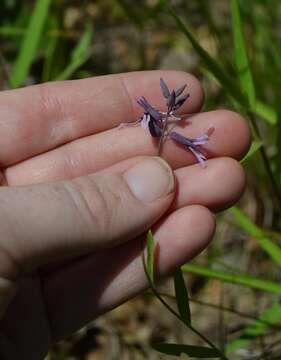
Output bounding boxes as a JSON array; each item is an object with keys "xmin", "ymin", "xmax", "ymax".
[{"xmin": 0, "ymin": 70, "xmax": 251, "ymax": 359}]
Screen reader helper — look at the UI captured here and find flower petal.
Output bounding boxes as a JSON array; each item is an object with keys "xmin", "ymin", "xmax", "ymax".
[
  {"xmin": 160, "ymin": 78, "xmax": 171, "ymax": 99},
  {"xmin": 140, "ymin": 114, "xmax": 150, "ymax": 129},
  {"xmin": 174, "ymin": 93, "xmax": 190, "ymax": 110},
  {"xmin": 137, "ymin": 96, "xmax": 162, "ymax": 122},
  {"xmin": 175, "ymin": 84, "xmax": 187, "ymax": 97},
  {"xmin": 188, "ymin": 146, "xmax": 207, "ymax": 167}
]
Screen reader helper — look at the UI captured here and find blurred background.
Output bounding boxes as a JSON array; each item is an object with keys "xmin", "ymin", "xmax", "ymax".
[{"xmin": 1, "ymin": 0, "xmax": 281, "ymax": 359}]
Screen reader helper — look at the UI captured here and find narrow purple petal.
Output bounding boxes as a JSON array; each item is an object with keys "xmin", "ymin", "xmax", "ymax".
[
  {"xmin": 169, "ymin": 131, "xmax": 193, "ymax": 147},
  {"xmin": 160, "ymin": 78, "xmax": 170, "ymax": 99},
  {"xmin": 136, "ymin": 96, "xmax": 162, "ymax": 122},
  {"xmin": 168, "ymin": 90, "xmax": 176, "ymax": 109},
  {"xmin": 188, "ymin": 146, "xmax": 207, "ymax": 167},
  {"xmin": 175, "ymin": 84, "xmax": 187, "ymax": 97},
  {"xmin": 174, "ymin": 93, "xmax": 190, "ymax": 110},
  {"xmin": 191, "ymin": 134, "xmax": 209, "ymax": 145},
  {"xmin": 169, "ymin": 128, "xmax": 214, "ymax": 167}
]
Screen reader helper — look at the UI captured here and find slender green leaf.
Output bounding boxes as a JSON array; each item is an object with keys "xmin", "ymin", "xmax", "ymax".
[
  {"xmin": 229, "ymin": 207, "xmax": 281, "ymax": 268},
  {"xmin": 173, "ymin": 268, "xmax": 191, "ymax": 325},
  {"xmin": 55, "ymin": 23, "xmax": 93, "ymax": 81},
  {"xmin": 241, "ymin": 141, "xmax": 263, "ymax": 163},
  {"xmin": 231, "ymin": 0, "xmax": 256, "ymax": 107},
  {"xmin": 42, "ymin": 16, "xmax": 59, "ymax": 81},
  {"xmin": 143, "ymin": 258, "xmax": 226, "ymax": 358},
  {"xmin": 254, "ymin": 100, "xmax": 278, "ymax": 125},
  {"xmin": 169, "ymin": 6, "xmax": 277, "ymax": 126},
  {"xmin": 10, "ymin": 0, "xmax": 52, "ymax": 87},
  {"xmin": 153, "ymin": 343, "xmax": 221, "ymax": 358},
  {"xmin": 169, "ymin": 8, "xmax": 247, "ymax": 107},
  {"xmin": 146, "ymin": 229, "xmax": 155, "ymax": 285},
  {"xmin": 202, "ymin": 67, "xmax": 278, "ymax": 125},
  {"xmin": 182, "ymin": 264, "xmax": 281, "ymax": 294},
  {"xmin": 226, "ymin": 302, "xmax": 281, "ymax": 354}
]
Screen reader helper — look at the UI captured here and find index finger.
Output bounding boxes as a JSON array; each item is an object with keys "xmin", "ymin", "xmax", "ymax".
[{"xmin": 0, "ymin": 71, "xmax": 203, "ymax": 166}]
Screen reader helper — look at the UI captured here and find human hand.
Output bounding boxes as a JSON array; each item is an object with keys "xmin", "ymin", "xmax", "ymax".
[{"xmin": 0, "ymin": 71, "xmax": 250, "ymax": 359}]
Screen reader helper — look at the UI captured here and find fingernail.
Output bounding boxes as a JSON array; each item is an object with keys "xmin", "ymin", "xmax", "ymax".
[
  {"xmin": 124, "ymin": 157, "xmax": 174, "ymax": 203},
  {"xmin": 0, "ymin": 277, "xmax": 17, "ymax": 319}
]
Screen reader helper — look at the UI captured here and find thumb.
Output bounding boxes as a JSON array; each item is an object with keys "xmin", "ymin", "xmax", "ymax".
[{"xmin": 0, "ymin": 157, "xmax": 174, "ymax": 278}]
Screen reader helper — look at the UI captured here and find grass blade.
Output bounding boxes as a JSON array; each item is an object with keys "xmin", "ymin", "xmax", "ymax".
[
  {"xmin": 173, "ymin": 267, "xmax": 191, "ymax": 325},
  {"xmin": 226, "ymin": 302, "xmax": 281, "ymax": 354},
  {"xmin": 153, "ymin": 343, "xmax": 221, "ymax": 358},
  {"xmin": 169, "ymin": 6, "xmax": 277, "ymax": 126},
  {"xmin": 231, "ymin": 0, "xmax": 256, "ymax": 107},
  {"xmin": 181, "ymin": 263, "xmax": 281, "ymax": 294},
  {"xmin": 146, "ymin": 229, "xmax": 155, "ymax": 285},
  {"xmin": 55, "ymin": 23, "xmax": 93, "ymax": 81},
  {"xmin": 42, "ymin": 16, "xmax": 59, "ymax": 81},
  {"xmin": 169, "ymin": 7, "xmax": 247, "ymax": 107},
  {"xmin": 241, "ymin": 140, "xmax": 263, "ymax": 163},
  {"xmin": 10, "ymin": 0, "xmax": 52, "ymax": 88},
  {"xmin": 254, "ymin": 100, "xmax": 278, "ymax": 125},
  {"xmin": 229, "ymin": 206, "xmax": 281, "ymax": 268}
]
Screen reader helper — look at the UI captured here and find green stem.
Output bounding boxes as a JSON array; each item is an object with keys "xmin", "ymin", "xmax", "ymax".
[
  {"xmin": 151, "ymin": 292, "xmax": 281, "ymax": 330},
  {"xmin": 157, "ymin": 110, "xmax": 170, "ymax": 156},
  {"xmin": 248, "ymin": 111, "xmax": 281, "ymax": 212},
  {"xmin": 141, "ymin": 252, "xmax": 228, "ymax": 360}
]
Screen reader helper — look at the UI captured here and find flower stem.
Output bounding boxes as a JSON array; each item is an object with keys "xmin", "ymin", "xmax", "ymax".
[{"xmin": 157, "ymin": 110, "xmax": 170, "ymax": 156}]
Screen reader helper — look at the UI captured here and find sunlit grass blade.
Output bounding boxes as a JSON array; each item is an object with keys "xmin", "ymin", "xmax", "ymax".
[
  {"xmin": 181, "ymin": 263, "xmax": 281, "ymax": 294},
  {"xmin": 146, "ymin": 229, "xmax": 155, "ymax": 285},
  {"xmin": 229, "ymin": 206, "xmax": 281, "ymax": 268},
  {"xmin": 226, "ymin": 302, "xmax": 281, "ymax": 354},
  {"xmin": 152, "ymin": 343, "xmax": 221, "ymax": 358},
  {"xmin": 231, "ymin": 0, "xmax": 256, "ymax": 108},
  {"xmin": 42, "ymin": 17, "xmax": 59, "ymax": 82},
  {"xmin": 169, "ymin": 7, "xmax": 247, "ymax": 107},
  {"xmin": 202, "ymin": 66, "xmax": 277, "ymax": 125},
  {"xmin": 55, "ymin": 23, "xmax": 93, "ymax": 81},
  {"xmin": 241, "ymin": 140, "xmax": 263, "ymax": 163},
  {"xmin": 10, "ymin": 0, "xmax": 51, "ymax": 88},
  {"xmin": 254, "ymin": 100, "xmax": 278, "ymax": 125},
  {"xmin": 173, "ymin": 268, "xmax": 191, "ymax": 325},
  {"xmin": 169, "ymin": 6, "xmax": 277, "ymax": 126}
]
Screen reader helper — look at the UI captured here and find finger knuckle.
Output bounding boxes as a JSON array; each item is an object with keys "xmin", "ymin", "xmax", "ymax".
[{"xmin": 64, "ymin": 175, "xmax": 122, "ymax": 241}]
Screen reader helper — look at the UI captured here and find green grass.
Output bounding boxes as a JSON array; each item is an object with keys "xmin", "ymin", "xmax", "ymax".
[{"xmin": 10, "ymin": 0, "xmax": 51, "ymax": 87}]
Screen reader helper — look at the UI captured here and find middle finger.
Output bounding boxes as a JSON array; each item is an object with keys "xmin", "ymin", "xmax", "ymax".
[{"xmin": 6, "ymin": 109, "xmax": 250, "ymax": 185}]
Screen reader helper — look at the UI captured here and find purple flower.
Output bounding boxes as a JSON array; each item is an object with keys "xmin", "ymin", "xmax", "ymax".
[
  {"xmin": 118, "ymin": 78, "xmax": 214, "ymax": 166},
  {"xmin": 136, "ymin": 97, "xmax": 163, "ymax": 138},
  {"xmin": 169, "ymin": 126, "xmax": 214, "ymax": 167},
  {"xmin": 160, "ymin": 78, "xmax": 189, "ymax": 112},
  {"xmin": 137, "ymin": 96, "xmax": 163, "ymax": 124}
]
